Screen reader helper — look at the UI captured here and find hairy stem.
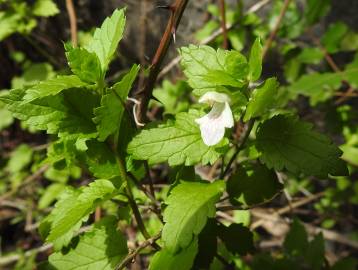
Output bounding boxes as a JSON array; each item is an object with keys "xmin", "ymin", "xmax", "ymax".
[
  {"xmin": 220, "ymin": 119, "xmax": 255, "ymax": 178},
  {"xmin": 116, "ymin": 155, "xmax": 160, "ymax": 249},
  {"xmin": 136, "ymin": 0, "xmax": 189, "ymax": 123},
  {"xmin": 218, "ymin": 0, "xmax": 228, "ymax": 49}
]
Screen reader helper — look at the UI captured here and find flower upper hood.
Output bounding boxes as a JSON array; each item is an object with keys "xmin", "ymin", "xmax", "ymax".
[{"xmin": 195, "ymin": 91, "xmax": 234, "ymax": 146}]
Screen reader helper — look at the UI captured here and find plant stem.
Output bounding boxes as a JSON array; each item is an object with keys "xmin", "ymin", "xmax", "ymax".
[
  {"xmin": 116, "ymin": 232, "xmax": 162, "ymax": 270},
  {"xmin": 65, "ymin": 0, "xmax": 78, "ymax": 47},
  {"xmin": 136, "ymin": 0, "xmax": 189, "ymax": 123},
  {"xmin": 218, "ymin": 0, "xmax": 228, "ymax": 49},
  {"xmin": 262, "ymin": 0, "xmax": 292, "ymax": 58},
  {"xmin": 220, "ymin": 119, "xmax": 255, "ymax": 178},
  {"xmin": 115, "ymin": 155, "xmax": 160, "ymax": 250}
]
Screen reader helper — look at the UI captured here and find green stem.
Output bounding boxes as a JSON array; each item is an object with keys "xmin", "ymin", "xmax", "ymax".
[
  {"xmin": 115, "ymin": 155, "xmax": 160, "ymax": 250},
  {"xmin": 220, "ymin": 119, "xmax": 255, "ymax": 178}
]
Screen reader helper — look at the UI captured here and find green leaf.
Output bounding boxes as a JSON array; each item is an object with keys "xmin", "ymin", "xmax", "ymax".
[
  {"xmin": 86, "ymin": 8, "xmax": 126, "ymax": 71},
  {"xmin": 227, "ymin": 163, "xmax": 283, "ymax": 206},
  {"xmin": 6, "ymin": 144, "xmax": 33, "ymax": 174},
  {"xmin": 284, "ymin": 219, "xmax": 308, "ymax": 256},
  {"xmin": 344, "ymin": 52, "xmax": 358, "ymax": 88},
  {"xmin": 42, "ymin": 179, "xmax": 117, "ymax": 250},
  {"xmin": 244, "ymin": 77, "xmax": 278, "ymax": 121},
  {"xmin": 322, "ymin": 22, "xmax": 348, "ymax": 53},
  {"xmin": 65, "ymin": 45, "xmax": 102, "ymax": 83},
  {"xmin": 84, "ymin": 140, "xmax": 120, "ymax": 179},
  {"xmin": 38, "ymin": 183, "xmax": 66, "ymax": 210},
  {"xmin": 304, "ymin": 0, "xmax": 331, "ymax": 26},
  {"xmin": 127, "ymin": 110, "xmax": 228, "ymax": 166},
  {"xmin": 153, "ymin": 80, "xmax": 190, "ymax": 115},
  {"xmin": 332, "ymin": 257, "xmax": 358, "ymax": 270},
  {"xmin": 162, "ymin": 180, "xmax": 225, "ymax": 252},
  {"xmin": 248, "ymin": 38, "xmax": 263, "ymax": 82},
  {"xmin": 149, "ymin": 239, "xmax": 198, "ymax": 270},
  {"xmin": 179, "ymin": 45, "xmax": 248, "ymax": 95},
  {"xmin": 218, "ymin": 224, "xmax": 254, "ymax": 255},
  {"xmin": 305, "ymin": 233, "xmax": 325, "ymax": 270},
  {"xmin": 93, "ymin": 64, "xmax": 139, "ymax": 141},
  {"xmin": 193, "ymin": 220, "xmax": 217, "ymax": 269},
  {"xmin": 288, "ymin": 72, "xmax": 342, "ymax": 105},
  {"xmin": 0, "ymin": 91, "xmax": 14, "ymax": 131},
  {"xmin": 23, "ymin": 75, "xmax": 89, "ymax": 102},
  {"xmin": 49, "ymin": 217, "xmax": 127, "ymax": 270},
  {"xmin": 1, "ymin": 88, "xmax": 98, "ymax": 141},
  {"xmin": 296, "ymin": 47, "xmax": 324, "ymax": 64},
  {"xmin": 11, "ymin": 63, "xmax": 55, "ymax": 89},
  {"xmin": 32, "ymin": 0, "xmax": 59, "ymax": 17},
  {"xmin": 256, "ymin": 115, "xmax": 348, "ymax": 177}
]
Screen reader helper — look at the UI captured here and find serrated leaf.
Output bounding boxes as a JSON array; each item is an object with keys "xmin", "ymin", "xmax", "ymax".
[
  {"xmin": 179, "ymin": 45, "xmax": 248, "ymax": 95},
  {"xmin": 42, "ymin": 179, "xmax": 117, "ymax": 250},
  {"xmin": 0, "ymin": 88, "xmax": 98, "ymax": 141},
  {"xmin": 65, "ymin": 45, "xmax": 102, "ymax": 83},
  {"xmin": 248, "ymin": 38, "xmax": 263, "ymax": 82},
  {"xmin": 23, "ymin": 75, "xmax": 89, "ymax": 102},
  {"xmin": 32, "ymin": 0, "xmax": 59, "ymax": 17},
  {"xmin": 256, "ymin": 115, "xmax": 348, "ymax": 177},
  {"xmin": 149, "ymin": 239, "xmax": 198, "ymax": 270},
  {"xmin": 227, "ymin": 163, "xmax": 283, "ymax": 206},
  {"xmin": 127, "ymin": 110, "xmax": 228, "ymax": 166},
  {"xmin": 218, "ymin": 223, "xmax": 254, "ymax": 255},
  {"xmin": 162, "ymin": 180, "xmax": 225, "ymax": 253},
  {"xmin": 244, "ymin": 77, "xmax": 278, "ymax": 121},
  {"xmin": 49, "ymin": 217, "xmax": 127, "ymax": 270},
  {"xmin": 86, "ymin": 8, "xmax": 126, "ymax": 71},
  {"xmin": 93, "ymin": 64, "xmax": 139, "ymax": 141}
]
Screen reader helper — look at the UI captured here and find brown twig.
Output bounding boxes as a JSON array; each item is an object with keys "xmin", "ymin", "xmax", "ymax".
[
  {"xmin": 310, "ymin": 32, "xmax": 357, "ymax": 104},
  {"xmin": 135, "ymin": 0, "xmax": 189, "ymax": 123},
  {"xmin": 94, "ymin": 207, "xmax": 101, "ymax": 221},
  {"xmin": 250, "ymin": 192, "xmax": 324, "ymax": 230},
  {"xmin": 65, "ymin": 0, "xmax": 78, "ymax": 47},
  {"xmin": 262, "ymin": 0, "xmax": 292, "ymax": 58},
  {"xmin": 115, "ymin": 232, "xmax": 162, "ymax": 270},
  {"xmin": 218, "ymin": 0, "xmax": 228, "ymax": 49}
]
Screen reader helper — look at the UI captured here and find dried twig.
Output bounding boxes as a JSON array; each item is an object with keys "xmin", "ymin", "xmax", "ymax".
[
  {"xmin": 65, "ymin": 0, "xmax": 78, "ymax": 47},
  {"xmin": 262, "ymin": 0, "xmax": 292, "ymax": 58},
  {"xmin": 116, "ymin": 232, "xmax": 162, "ymax": 270},
  {"xmin": 250, "ymin": 192, "xmax": 324, "ymax": 229}
]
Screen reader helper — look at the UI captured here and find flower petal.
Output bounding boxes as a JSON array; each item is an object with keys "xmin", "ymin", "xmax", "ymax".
[
  {"xmin": 195, "ymin": 102, "xmax": 234, "ymax": 146},
  {"xmin": 198, "ymin": 91, "xmax": 231, "ymax": 104}
]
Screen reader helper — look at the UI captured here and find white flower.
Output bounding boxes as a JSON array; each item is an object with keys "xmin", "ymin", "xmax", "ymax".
[{"xmin": 195, "ymin": 91, "xmax": 234, "ymax": 146}]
